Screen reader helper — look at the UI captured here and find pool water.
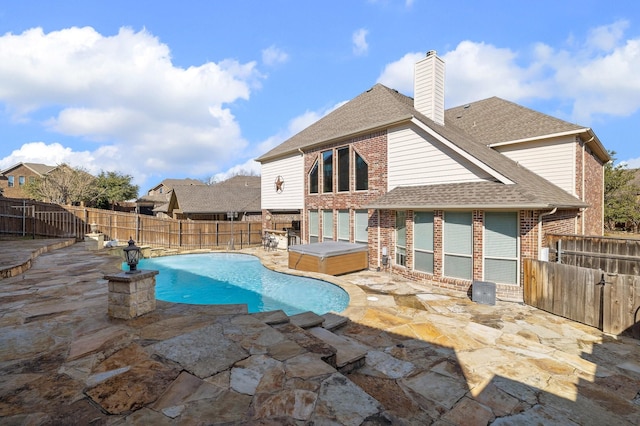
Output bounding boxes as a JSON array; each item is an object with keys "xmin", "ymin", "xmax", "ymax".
[{"xmin": 134, "ymin": 253, "xmax": 350, "ymax": 315}]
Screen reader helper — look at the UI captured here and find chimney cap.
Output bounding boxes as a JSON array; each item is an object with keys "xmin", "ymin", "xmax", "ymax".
[{"xmin": 426, "ymin": 50, "xmax": 437, "ymax": 57}]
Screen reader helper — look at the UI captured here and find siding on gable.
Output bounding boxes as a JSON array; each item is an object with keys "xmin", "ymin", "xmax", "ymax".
[
  {"xmin": 494, "ymin": 136, "xmax": 576, "ymax": 195},
  {"xmin": 261, "ymin": 154, "xmax": 304, "ymax": 210},
  {"xmin": 387, "ymin": 124, "xmax": 493, "ymax": 190}
]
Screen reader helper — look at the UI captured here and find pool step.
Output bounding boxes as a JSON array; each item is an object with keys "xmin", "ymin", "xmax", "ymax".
[
  {"xmin": 272, "ymin": 322, "xmax": 337, "ymax": 368},
  {"xmin": 321, "ymin": 312, "xmax": 348, "ymax": 331},
  {"xmin": 289, "ymin": 311, "xmax": 325, "ymax": 329},
  {"xmin": 250, "ymin": 310, "xmax": 290, "ymax": 325},
  {"xmin": 307, "ymin": 326, "xmax": 368, "ymax": 374}
]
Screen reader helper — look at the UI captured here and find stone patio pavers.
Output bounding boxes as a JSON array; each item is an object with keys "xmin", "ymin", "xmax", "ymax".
[{"xmin": 1, "ymin": 240, "xmax": 640, "ymax": 424}]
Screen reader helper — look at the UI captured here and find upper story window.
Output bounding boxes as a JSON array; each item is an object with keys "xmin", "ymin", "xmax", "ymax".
[
  {"xmin": 355, "ymin": 151, "xmax": 368, "ymax": 191},
  {"xmin": 309, "ymin": 159, "xmax": 319, "ymax": 194},
  {"xmin": 18, "ymin": 176, "xmax": 25, "ymax": 186},
  {"xmin": 337, "ymin": 147, "xmax": 349, "ymax": 192},
  {"xmin": 322, "ymin": 150, "xmax": 333, "ymax": 193},
  {"xmin": 8, "ymin": 175, "xmax": 14, "ymax": 187}
]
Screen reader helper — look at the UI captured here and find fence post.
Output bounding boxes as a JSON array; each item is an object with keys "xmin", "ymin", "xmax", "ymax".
[
  {"xmin": 136, "ymin": 213, "xmax": 140, "ymax": 243},
  {"xmin": 556, "ymin": 240, "xmax": 562, "ymax": 263},
  {"xmin": 21, "ymin": 199, "xmax": 26, "ymax": 237}
]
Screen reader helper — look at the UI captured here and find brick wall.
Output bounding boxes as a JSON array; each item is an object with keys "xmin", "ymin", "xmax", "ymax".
[
  {"xmin": 582, "ymin": 140, "xmax": 605, "ymax": 235},
  {"xmin": 0, "ymin": 164, "xmax": 42, "ymax": 198},
  {"xmin": 303, "ymin": 131, "xmax": 388, "ymax": 244}
]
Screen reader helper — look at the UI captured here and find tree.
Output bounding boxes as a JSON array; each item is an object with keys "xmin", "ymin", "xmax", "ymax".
[
  {"xmin": 604, "ymin": 152, "xmax": 640, "ymax": 232},
  {"xmin": 93, "ymin": 171, "xmax": 139, "ymax": 210},
  {"xmin": 24, "ymin": 164, "xmax": 97, "ymax": 205}
]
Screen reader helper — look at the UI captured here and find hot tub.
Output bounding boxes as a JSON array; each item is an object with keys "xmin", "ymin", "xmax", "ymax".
[{"xmin": 288, "ymin": 241, "xmax": 369, "ymax": 275}]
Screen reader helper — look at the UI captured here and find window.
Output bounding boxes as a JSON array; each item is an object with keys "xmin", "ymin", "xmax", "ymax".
[
  {"xmin": 444, "ymin": 211, "xmax": 472, "ymax": 280},
  {"xmin": 309, "ymin": 210, "xmax": 319, "ymax": 243},
  {"xmin": 414, "ymin": 212, "xmax": 434, "ymax": 273},
  {"xmin": 322, "ymin": 150, "xmax": 333, "ymax": 193},
  {"xmin": 396, "ymin": 211, "xmax": 407, "ymax": 266},
  {"xmin": 18, "ymin": 176, "xmax": 25, "ymax": 186},
  {"xmin": 484, "ymin": 212, "xmax": 518, "ymax": 284},
  {"xmin": 355, "ymin": 151, "xmax": 368, "ymax": 191},
  {"xmin": 355, "ymin": 210, "xmax": 368, "ymax": 243},
  {"xmin": 322, "ymin": 210, "xmax": 334, "ymax": 241},
  {"xmin": 8, "ymin": 176, "xmax": 14, "ymax": 187},
  {"xmin": 309, "ymin": 159, "xmax": 319, "ymax": 194},
  {"xmin": 338, "ymin": 210, "xmax": 349, "ymax": 241},
  {"xmin": 337, "ymin": 147, "xmax": 349, "ymax": 192}
]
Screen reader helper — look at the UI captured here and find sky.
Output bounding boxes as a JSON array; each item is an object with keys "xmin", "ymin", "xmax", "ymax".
[{"xmin": 0, "ymin": 1, "xmax": 639, "ymax": 195}]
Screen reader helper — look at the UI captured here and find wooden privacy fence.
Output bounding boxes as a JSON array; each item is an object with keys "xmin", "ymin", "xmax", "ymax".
[
  {"xmin": 547, "ymin": 233, "xmax": 640, "ymax": 275},
  {"xmin": 524, "ymin": 258, "xmax": 640, "ymax": 335},
  {"xmin": 0, "ymin": 199, "xmax": 265, "ymax": 250}
]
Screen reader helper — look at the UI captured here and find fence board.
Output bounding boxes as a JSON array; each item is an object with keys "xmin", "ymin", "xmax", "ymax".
[{"xmin": 524, "ymin": 259, "xmax": 601, "ymax": 329}]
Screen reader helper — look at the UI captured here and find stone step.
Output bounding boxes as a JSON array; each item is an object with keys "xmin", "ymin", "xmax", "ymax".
[
  {"xmin": 321, "ymin": 312, "xmax": 348, "ymax": 331},
  {"xmin": 272, "ymin": 322, "xmax": 337, "ymax": 368},
  {"xmin": 250, "ymin": 309, "xmax": 290, "ymax": 325},
  {"xmin": 307, "ymin": 326, "xmax": 369, "ymax": 374},
  {"xmin": 289, "ymin": 311, "xmax": 325, "ymax": 329}
]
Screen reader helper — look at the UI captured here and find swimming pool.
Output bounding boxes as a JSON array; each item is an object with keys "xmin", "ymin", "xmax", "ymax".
[{"xmin": 135, "ymin": 253, "xmax": 350, "ymax": 315}]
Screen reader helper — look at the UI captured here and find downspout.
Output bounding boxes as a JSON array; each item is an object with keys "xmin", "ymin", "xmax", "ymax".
[
  {"xmin": 298, "ymin": 148, "xmax": 305, "ymax": 243},
  {"xmin": 538, "ymin": 207, "xmax": 557, "ymax": 259},
  {"xmin": 377, "ymin": 208, "xmax": 381, "ymax": 269}
]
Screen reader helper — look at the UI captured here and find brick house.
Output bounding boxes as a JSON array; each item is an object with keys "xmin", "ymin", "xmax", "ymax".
[
  {"xmin": 256, "ymin": 51, "xmax": 609, "ymax": 301},
  {"xmin": 0, "ymin": 162, "xmax": 57, "ymax": 199}
]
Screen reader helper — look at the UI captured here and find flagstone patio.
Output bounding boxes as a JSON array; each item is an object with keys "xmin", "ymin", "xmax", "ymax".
[{"xmin": 1, "ymin": 239, "xmax": 640, "ymax": 424}]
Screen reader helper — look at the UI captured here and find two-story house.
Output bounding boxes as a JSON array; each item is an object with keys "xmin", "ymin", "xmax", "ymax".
[
  {"xmin": 0, "ymin": 162, "xmax": 57, "ymax": 199},
  {"xmin": 256, "ymin": 51, "xmax": 609, "ymax": 301}
]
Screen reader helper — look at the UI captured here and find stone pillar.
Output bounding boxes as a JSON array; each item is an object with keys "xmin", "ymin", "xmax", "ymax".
[
  {"xmin": 104, "ymin": 270, "xmax": 159, "ymax": 319},
  {"xmin": 85, "ymin": 233, "xmax": 104, "ymax": 250}
]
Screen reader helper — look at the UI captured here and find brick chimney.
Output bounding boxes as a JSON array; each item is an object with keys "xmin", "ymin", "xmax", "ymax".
[{"xmin": 414, "ymin": 50, "xmax": 445, "ymax": 126}]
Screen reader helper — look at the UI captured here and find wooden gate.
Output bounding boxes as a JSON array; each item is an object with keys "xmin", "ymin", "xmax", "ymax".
[{"xmin": 523, "ymin": 258, "xmax": 640, "ymax": 335}]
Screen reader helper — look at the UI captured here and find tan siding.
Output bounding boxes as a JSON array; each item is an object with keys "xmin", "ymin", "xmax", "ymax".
[
  {"xmin": 495, "ymin": 136, "xmax": 576, "ymax": 195},
  {"xmin": 388, "ymin": 124, "xmax": 492, "ymax": 190},
  {"xmin": 261, "ymin": 155, "xmax": 304, "ymax": 210}
]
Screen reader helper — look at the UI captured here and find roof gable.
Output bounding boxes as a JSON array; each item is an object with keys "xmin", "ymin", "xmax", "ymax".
[
  {"xmin": 172, "ymin": 177, "xmax": 261, "ymax": 214},
  {"xmin": 256, "ymin": 84, "xmax": 414, "ymax": 162},
  {"xmin": 1, "ymin": 162, "xmax": 57, "ymax": 176}
]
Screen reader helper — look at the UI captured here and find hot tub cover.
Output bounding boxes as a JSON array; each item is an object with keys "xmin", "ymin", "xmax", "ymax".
[{"xmin": 288, "ymin": 241, "xmax": 368, "ymax": 257}]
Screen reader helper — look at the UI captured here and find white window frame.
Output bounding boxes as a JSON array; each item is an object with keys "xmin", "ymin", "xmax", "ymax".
[
  {"xmin": 414, "ymin": 211, "xmax": 434, "ymax": 274},
  {"xmin": 443, "ymin": 211, "xmax": 473, "ymax": 280},
  {"xmin": 308, "ymin": 210, "xmax": 319, "ymax": 243},
  {"xmin": 483, "ymin": 211, "xmax": 519, "ymax": 285}
]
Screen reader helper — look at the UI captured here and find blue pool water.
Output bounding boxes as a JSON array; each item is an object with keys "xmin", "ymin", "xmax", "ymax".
[{"xmin": 134, "ymin": 253, "xmax": 350, "ymax": 315}]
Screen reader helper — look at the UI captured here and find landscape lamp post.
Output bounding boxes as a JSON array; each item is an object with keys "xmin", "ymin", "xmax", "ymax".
[
  {"xmin": 227, "ymin": 211, "xmax": 238, "ymax": 250},
  {"xmin": 123, "ymin": 237, "xmax": 141, "ymax": 273}
]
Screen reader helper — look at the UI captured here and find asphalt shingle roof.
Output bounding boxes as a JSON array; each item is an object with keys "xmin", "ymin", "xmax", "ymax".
[
  {"xmin": 172, "ymin": 176, "xmax": 261, "ymax": 214},
  {"xmin": 258, "ymin": 83, "xmax": 597, "ymax": 210}
]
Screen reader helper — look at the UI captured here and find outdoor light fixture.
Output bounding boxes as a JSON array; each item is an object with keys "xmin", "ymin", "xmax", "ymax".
[{"xmin": 123, "ymin": 237, "xmax": 141, "ymax": 273}]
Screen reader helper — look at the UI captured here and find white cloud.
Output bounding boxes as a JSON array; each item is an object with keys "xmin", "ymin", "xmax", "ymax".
[
  {"xmin": 352, "ymin": 28, "xmax": 369, "ymax": 56},
  {"xmin": 262, "ymin": 45, "xmax": 289, "ymax": 66},
  {"xmin": 0, "ymin": 26, "xmax": 263, "ymax": 186},
  {"xmin": 622, "ymin": 157, "xmax": 640, "ymax": 169},
  {"xmin": 0, "ymin": 142, "xmax": 96, "ymax": 172},
  {"xmin": 376, "ymin": 21, "xmax": 640, "ymax": 125}
]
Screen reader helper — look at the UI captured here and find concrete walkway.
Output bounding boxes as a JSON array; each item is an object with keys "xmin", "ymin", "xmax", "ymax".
[{"xmin": 1, "ymin": 240, "xmax": 640, "ymax": 424}]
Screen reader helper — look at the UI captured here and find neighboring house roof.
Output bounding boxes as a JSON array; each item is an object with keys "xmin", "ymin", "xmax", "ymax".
[
  {"xmin": 136, "ymin": 193, "xmax": 171, "ymax": 204},
  {"xmin": 172, "ymin": 176, "xmax": 261, "ymax": 214},
  {"xmin": 147, "ymin": 178, "xmax": 205, "ymax": 193},
  {"xmin": 0, "ymin": 162, "xmax": 57, "ymax": 176},
  {"xmin": 259, "ymin": 83, "xmax": 596, "ymax": 210}
]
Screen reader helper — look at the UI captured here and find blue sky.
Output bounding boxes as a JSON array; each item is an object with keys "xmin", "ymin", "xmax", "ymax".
[{"xmin": 0, "ymin": 1, "xmax": 639, "ymax": 194}]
